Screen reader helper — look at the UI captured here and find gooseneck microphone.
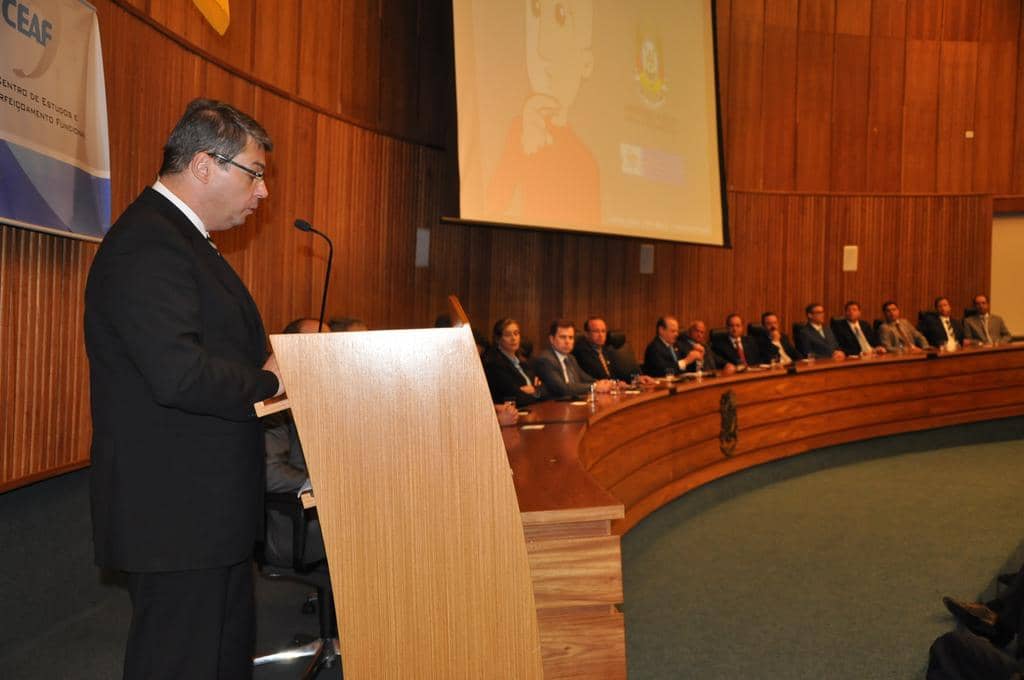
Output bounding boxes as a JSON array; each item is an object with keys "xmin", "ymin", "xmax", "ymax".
[{"xmin": 293, "ymin": 219, "xmax": 334, "ymax": 332}]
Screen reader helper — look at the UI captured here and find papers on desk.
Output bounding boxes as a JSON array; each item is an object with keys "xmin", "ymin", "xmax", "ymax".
[
  {"xmin": 520, "ymin": 424, "xmax": 545, "ymax": 430},
  {"xmin": 570, "ymin": 401, "xmax": 588, "ymax": 406}
]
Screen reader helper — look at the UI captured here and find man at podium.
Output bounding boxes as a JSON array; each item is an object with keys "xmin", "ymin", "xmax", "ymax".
[{"xmin": 84, "ymin": 99, "xmax": 283, "ymax": 680}]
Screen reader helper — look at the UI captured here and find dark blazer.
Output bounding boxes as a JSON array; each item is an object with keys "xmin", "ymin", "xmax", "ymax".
[
  {"xmin": 711, "ymin": 334, "xmax": 763, "ymax": 367},
  {"xmin": 679, "ymin": 336, "xmax": 720, "ymax": 372},
  {"xmin": 756, "ymin": 333, "xmax": 802, "ymax": 363},
  {"xmin": 920, "ymin": 314, "xmax": 965, "ymax": 347},
  {"xmin": 832, "ymin": 319, "xmax": 882, "ymax": 356},
  {"xmin": 573, "ymin": 338, "xmax": 621, "ymax": 381},
  {"xmin": 85, "ymin": 188, "xmax": 279, "ymax": 572},
  {"xmin": 483, "ymin": 347, "xmax": 542, "ymax": 407},
  {"xmin": 643, "ymin": 336, "xmax": 684, "ymax": 376},
  {"xmin": 533, "ymin": 347, "xmax": 595, "ymax": 399},
  {"xmin": 795, "ymin": 323, "xmax": 842, "ymax": 358}
]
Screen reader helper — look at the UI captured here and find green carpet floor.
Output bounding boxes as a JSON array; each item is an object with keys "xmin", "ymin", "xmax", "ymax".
[{"xmin": 621, "ymin": 417, "xmax": 1024, "ymax": 679}]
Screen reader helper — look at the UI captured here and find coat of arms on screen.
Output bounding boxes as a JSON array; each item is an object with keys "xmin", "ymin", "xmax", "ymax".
[{"xmin": 634, "ymin": 27, "xmax": 666, "ymax": 107}]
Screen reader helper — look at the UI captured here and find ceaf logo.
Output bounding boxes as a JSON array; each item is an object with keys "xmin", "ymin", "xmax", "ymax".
[{"xmin": 3, "ymin": 0, "xmax": 53, "ymax": 46}]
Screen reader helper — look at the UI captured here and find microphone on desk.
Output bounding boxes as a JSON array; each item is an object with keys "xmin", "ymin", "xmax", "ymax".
[{"xmin": 293, "ymin": 219, "xmax": 334, "ymax": 332}]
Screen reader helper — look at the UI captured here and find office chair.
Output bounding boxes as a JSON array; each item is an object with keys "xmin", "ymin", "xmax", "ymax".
[{"xmin": 254, "ymin": 492, "xmax": 341, "ymax": 679}]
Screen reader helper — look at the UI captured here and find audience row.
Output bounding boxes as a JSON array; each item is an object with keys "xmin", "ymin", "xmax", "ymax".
[{"xmin": 483, "ymin": 295, "xmax": 1014, "ymax": 406}]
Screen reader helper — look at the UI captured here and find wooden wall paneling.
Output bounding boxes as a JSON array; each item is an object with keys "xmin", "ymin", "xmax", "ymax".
[
  {"xmin": 972, "ymin": 39, "xmax": 1018, "ymax": 193},
  {"xmin": 780, "ymin": 193, "xmax": 828, "ymax": 325},
  {"xmin": 715, "ymin": 0, "xmax": 732, "ymax": 148},
  {"xmin": 230, "ymin": 91, "xmax": 318, "ymax": 335},
  {"xmin": 865, "ymin": 2, "xmax": 907, "ymax": 191},
  {"xmin": 340, "ymin": 0, "xmax": 383, "ymax": 128},
  {"xmin": 417, "ymin": 1, "xmax": 453, "ymax": 145},
  {"xmin": 378, "ymin": 140, "xmax": 421, "ymax": 326},
  {"xmin": 901, "ymin": 40, "xmax": 942, "ymax": 191},
  {"xmin": 935, "ymin": 40, "xmax": 978, "ymax": 192},
  {"xmin": 296, "ymin": 0, "xmax": 343, "ymax": 113},
  {"xmin": 728, "ymin": 193, "xmax": 783, "ymax": 325},
  {"xmin": 99, "ymin": 2, "xmax": 206, "ymax": 215},
  {"xmin": 0, "ymin": 228, "xmax": 93, "ymax": 491},
  {"xmin": 793, "ymin": 0, "xmax": 835, "ymax": 191},
  {"xmin": 1010, "ymin": 6, "xmax": 1024, "ymax": 193},
  {"xmin": 906, "ymin": 0, "xmax": 944, "ymax": 41},
  {"xmin": 201, "ymin": 63, "xmax": 258, "ymax": 122},
  {"xmin": 380, "ymin": 0, "xmax": 421, "ymax": 138},
  {"xmin": 759, "ymin": 0, "xmax": 799, "ymax": 191},
  {"xmin": 251, "ymin": 0, "xmax": 300, "ymax": 95},
  {"xmin": 978, "ymin": 0, "xmax": 1020, "ymax": 42},
  {"xmin": 147, "ymin": 0, "xmax": 254, "ymax": 74},
  {"xmin": 942, "ymin": 0, "xmax": 981, "ymax": 41},
  {"xmin": 724, "ymin": 0, "xmax": 766, "ymax": 189},
  {"xmin": 831, "ymin": 32, "xmax": 872, "ymax": 191}
]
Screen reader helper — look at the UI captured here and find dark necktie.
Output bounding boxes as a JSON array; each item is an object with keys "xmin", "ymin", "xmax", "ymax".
[
  {"xmin": 597, "ymin": 347, "xmax": 610, "ymax": 378},
  {"xmin": 735, "ymin": 338, "xmax": 747, "ymax": 365}
]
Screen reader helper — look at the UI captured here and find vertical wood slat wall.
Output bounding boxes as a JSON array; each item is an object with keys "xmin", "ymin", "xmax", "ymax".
[{"xmin": 0, "ymin": 0, "xmax": 1008, "ymax": 491}]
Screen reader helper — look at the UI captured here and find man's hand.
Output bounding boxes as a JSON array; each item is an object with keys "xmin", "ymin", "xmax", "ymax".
[
  {"xmin": 263, "ymin": 354, "xmax": 285, "ymax": 397},
  {"xmin": 594, "ymin": 379, "xmax": 614, "ymax": 393},
  {"xmin": 495, "ymin": 402, "xmax": 519, "ymax": 427},
  {"xmin": 520, "ymin": 384, "xmax": 537, "ymax": 395},
  {"xmin": 832, "ymin": 350, "xmax": 846, "ymax": 360}
]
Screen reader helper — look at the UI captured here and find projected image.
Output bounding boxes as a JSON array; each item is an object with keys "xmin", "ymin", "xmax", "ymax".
[
  {"xmin": 453, "ymin": 0, "xmax": 725, "ymax": 245},
  {"xmin": 485, "ymin": 0, "xmax": 601, "ymax": 228}
]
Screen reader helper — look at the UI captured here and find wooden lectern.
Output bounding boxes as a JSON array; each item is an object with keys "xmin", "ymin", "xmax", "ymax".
[{"xmin": 264, "ymin": 325, "xmax": 544, "ymax": 679}]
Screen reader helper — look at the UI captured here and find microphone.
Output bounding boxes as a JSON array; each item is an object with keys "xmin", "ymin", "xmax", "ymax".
[{"xmin": 293, "ymin": 219, "xmax": 334, "ymax": 332}]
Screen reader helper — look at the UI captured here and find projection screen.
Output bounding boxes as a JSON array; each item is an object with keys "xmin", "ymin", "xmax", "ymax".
[{"xmin": 452, "ymin": 0, "xmax": 726, "ymax": 245}]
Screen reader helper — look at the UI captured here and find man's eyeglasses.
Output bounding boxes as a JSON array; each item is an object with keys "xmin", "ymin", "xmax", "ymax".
[{"xmin": 208, "ymin": 152, "xmax": 264, "ymax": 183}]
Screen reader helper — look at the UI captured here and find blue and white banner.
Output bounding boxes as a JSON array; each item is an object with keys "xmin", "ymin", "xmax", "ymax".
[{"xmin": 1, "ymin": 0, "xmax": 110, "ymax": 240}]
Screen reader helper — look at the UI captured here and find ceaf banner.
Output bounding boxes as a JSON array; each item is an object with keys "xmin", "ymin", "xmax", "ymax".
[{"xmin": 0, "ymin": 0, "xmax": 110, "ymax": 240}]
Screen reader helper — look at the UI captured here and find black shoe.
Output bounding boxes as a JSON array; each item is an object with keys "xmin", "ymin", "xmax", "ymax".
[{"xmin": 942, "ymin": 597, "xmax": 1012, "ymax": 646}]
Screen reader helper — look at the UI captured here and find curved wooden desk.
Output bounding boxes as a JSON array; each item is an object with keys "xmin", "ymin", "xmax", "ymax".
[{"xmin": 507, "ymin": 344, "xmax": 1024, "ymax": 678}]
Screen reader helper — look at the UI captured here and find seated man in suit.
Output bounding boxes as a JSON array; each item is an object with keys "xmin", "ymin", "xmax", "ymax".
[
  {"xmin": 832, "ymin": 301, "xmax": 886, "ymax": 357},
  {"xmin": 643, "ymin": 315, "xmax": 703, "ymax": 377},
  {"xmin": 712, "ymin": 313, "xmax": 763, "ymax": 369},
  {"xmin": 574, "ymin": 316, "xmax": 624, "ymax": 381},
  {"xmin": 264, "ymin": 318, "xmax": 329, "ymax": 568},
  {"xmin": 759, "ymin": 312, "xmax": 801, "ymax": 365},
  {"xmin": 877, "ymin": 300, "xmax": 930, "ymax": 353},
  {"xmin": 964, "ymin": 294, "xmax": 1014, "ymax": 346},
  {"xmin": 795, "ymin": 303, "xmax": 846, "ymax": 360},
  {"xmin": 921, "ymin": 296, "xmax": 969, "ymax": 351},
  {"xmin": 483, "ymin": 318, "xmax": 544, "ymax": 407},
  {"xmin": 533, "ymin": 319, "xmax": 613, "ymax": 399},
  {"xmin": 680, "ymin": 320, "xmax": 732, "ymax": 375}
]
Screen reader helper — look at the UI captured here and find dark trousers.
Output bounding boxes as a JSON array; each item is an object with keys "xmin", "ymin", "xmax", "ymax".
[
  {"xmin": 124, "ymin": 558, "xmax": 255, "ymax": 680},
  {"xmin": 989, "ymin": 561, "xmax": 1024, "ymax": 641},
  {"xmin": 928, "ymin": 630, "xmax": 1024, "ymax": 680}
]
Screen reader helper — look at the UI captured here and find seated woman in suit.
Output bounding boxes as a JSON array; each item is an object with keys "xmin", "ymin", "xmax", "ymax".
[{"xmin": 483, "ymin": 318, "xmax": 544, "ymax": 407}]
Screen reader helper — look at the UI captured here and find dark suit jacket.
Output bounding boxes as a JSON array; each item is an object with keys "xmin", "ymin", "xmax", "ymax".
[
  {"xmin": 677, "ymin": 336, "xmax": 720, "ymax": 372},
  {"xmin": 712, "ymin": 334, "xmax": 763, "ymax": 367},
  {"xmin": 920, "ymin": 314, "xmax": 965, "ymax": 347},
  {"xmin": 573, "ymin": 338, "xmax": 621, "ymax": 381},
  {"xmin": 795, "ymin": 323, "xmax": 842, "ymax": 358},
  {"xmin": 756, "ymin": 333, "xmax": 802, "ymax": 363},
  {"xmin": 832, "ymin": 319, "xmax": 882, "ymax": 356},
  {"xmin": 643, "ymin": 336, "xmax": 684, "ymax": 376},
  {"xmin": 483, "ymin": 347, "xmax": 542, "ymax": 407},
  {"xmin": 85, "ymin": 188, "xmax": 279, "ymax": 572},
  {"xmin": 533, "ymin": 347, "xmax": 595, "ymax": 399}
]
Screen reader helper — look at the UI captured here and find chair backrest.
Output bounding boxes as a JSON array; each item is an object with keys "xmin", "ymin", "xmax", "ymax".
[
  {"xmin": 792, "ymin": 322, "xmax": 807, "ymax": 339},
  {"xmin": 710, "ymin": 328, "xmax": 728, "ymax": 345},
  {"xmin": 873, "ymin": 319, "xmax": 883, "ymax": 333},
  {"xmin": 964, "ymin": 307, "xmax": 979, "ymax": 318},
  {"xmin": 607, "ymin": 330, "xmax": 626, "ymax": 349},
  {"xmin": 747, "ymin": 323, "xmax": 767, "ymax": 340}
]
